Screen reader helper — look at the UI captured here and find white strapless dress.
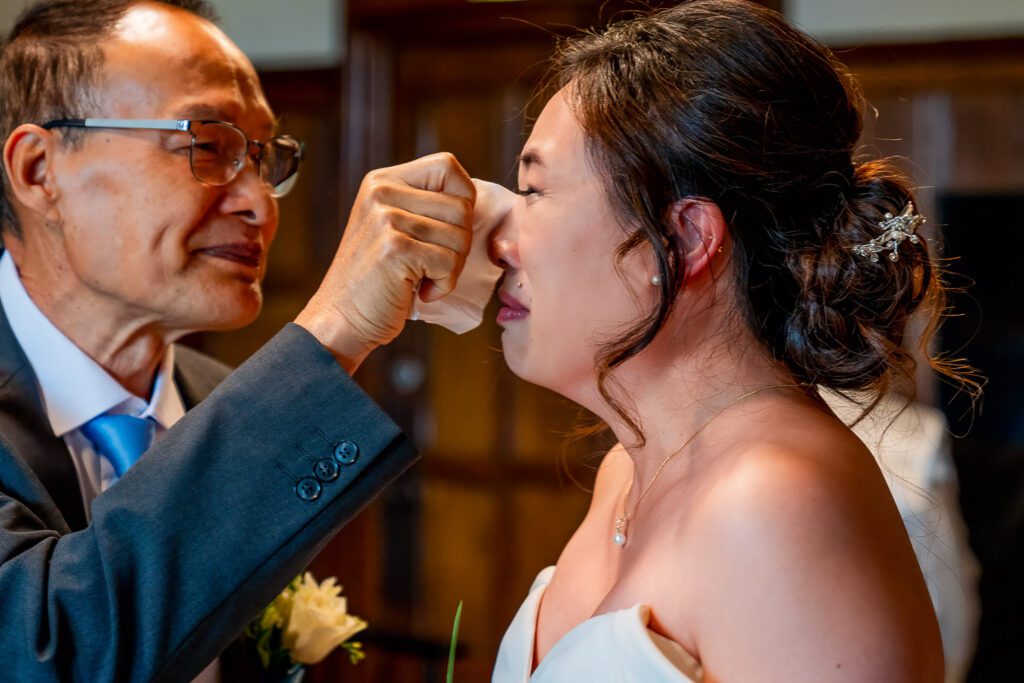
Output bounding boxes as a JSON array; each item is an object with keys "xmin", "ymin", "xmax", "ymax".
[{"xmin": 493, "ymin": 567, "xmax": 704, "ymax": 682}]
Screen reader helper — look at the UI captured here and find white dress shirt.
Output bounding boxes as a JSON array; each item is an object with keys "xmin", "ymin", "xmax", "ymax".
[
  {"xmin": 0, "ymin": 251, "xmax": 185, "ymax": 511},
  {"xmin": 0, "ymin": 252, "xmax": 219, "ymax": 683}
]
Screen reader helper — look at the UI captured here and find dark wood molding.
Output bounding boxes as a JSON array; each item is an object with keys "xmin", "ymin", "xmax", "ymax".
[
  {"xmin": 833, "ymin": 35, "xmax": 1024, "ymax": 59},
  {"xmin": 835, "ymin": 36, "xmax": 1024, "ymax": 90},
  {"xmin": 349, "ymin": 0, "xmax": 678, "ymax": 42},
  {"xmin": 258, "ymin": 68, "xmax": 342, "ymax": 109}
]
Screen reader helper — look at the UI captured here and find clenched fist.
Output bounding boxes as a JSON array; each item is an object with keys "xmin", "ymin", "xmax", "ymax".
[{"xmin": 295, "ymin": 152, "xmax": 475, "ymax": 372}]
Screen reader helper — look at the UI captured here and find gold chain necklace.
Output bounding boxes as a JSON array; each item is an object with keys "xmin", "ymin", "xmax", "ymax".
[{"xmin": 612, "ymin": 384, "xmax": 805, "ymax": 547}]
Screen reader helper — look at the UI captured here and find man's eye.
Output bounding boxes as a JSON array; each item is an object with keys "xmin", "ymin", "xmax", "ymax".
[{"xmin": 193, "ymin": 142, "xmax": 221, "ymax": 154}]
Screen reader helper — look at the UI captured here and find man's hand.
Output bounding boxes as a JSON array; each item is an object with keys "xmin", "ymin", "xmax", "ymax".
[{"xmin": 295, "ymin": 153, "xmax": 475, "ymax": 373}]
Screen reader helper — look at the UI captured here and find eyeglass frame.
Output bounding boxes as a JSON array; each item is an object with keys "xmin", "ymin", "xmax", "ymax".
[{"xmin": 39, "ymin": 118, "xmax": 305, "ymax": 198}]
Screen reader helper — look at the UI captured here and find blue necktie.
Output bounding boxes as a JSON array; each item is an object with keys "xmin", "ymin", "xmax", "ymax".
[{"xmin": 80, "ymin": 414, "xmax": 156, "ymax": 478}]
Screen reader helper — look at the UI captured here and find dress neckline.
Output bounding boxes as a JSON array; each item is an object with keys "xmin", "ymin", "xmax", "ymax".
[{"xmin": 513, "ymin": 566, "xmax": 704, "ymax": 681}]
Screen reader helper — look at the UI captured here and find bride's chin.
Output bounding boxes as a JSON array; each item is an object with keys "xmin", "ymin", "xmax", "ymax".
[
  {"xmin": 501, "ymin": 348, "xmax": 527, "ymax": 378},
  {"xmin": 503, "ymin": 356, "xmax": 568, "ymax": 399},
  {"xmin": 500, "ymin": 337, "xmax": 573, "ymax": 393},
  {"xmin": 501, "ymin": 346, "xmax": 542, "ymax": 385}
]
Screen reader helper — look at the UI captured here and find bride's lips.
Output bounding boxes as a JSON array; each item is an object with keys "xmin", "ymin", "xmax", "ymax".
[
  {"xmin": 497, "ymin": 289, "xmax": 529, "ymax": 324},
  {"xmin": 196, "ymin": 242, "xmax": 263, "ymax": 269}
]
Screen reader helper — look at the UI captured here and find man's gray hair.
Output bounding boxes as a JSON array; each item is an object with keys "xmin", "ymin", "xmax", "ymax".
[{"xmin": 0, "ymin": 0, "xmax": 219, "ymax": 238}]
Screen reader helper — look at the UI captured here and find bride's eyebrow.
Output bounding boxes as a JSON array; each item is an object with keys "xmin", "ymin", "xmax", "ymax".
[{"xmin": 517, "ymin": 150, "xmax": 545, "ymax": 170}]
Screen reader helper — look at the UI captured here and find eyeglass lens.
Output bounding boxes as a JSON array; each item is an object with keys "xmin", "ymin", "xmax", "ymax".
[{"xmin": 190, "ymin": 122, "xmax": 301, "ymax": 197}]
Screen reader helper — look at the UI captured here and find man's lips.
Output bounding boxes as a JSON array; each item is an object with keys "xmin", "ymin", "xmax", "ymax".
[
  {"xmin": 197, "ymin": 243, "xmax": 263, "ymax": 268},
  {"xmin": 497, "ymin": 289, "xmax": 529, "ymax": 323}
]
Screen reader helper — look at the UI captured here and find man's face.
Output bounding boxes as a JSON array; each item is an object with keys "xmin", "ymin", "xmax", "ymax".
[{"xmin": 44, "ymin": 3, "xmax": 280, "ymax": 334}]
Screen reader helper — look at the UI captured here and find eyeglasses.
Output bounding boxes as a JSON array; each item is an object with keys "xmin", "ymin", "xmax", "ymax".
[{"xmin": 41, "ymin": 118, "xmax": 305, "ymax": 198}]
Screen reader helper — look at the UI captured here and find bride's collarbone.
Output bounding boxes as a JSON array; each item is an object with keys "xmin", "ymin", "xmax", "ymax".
[
  {"xmin": 546, "ymin": 529, "xmax": 695, "ymax": 626},
  {"xmin": 534, "ymin": 474, "xmax": 702, "ymax": 653}
]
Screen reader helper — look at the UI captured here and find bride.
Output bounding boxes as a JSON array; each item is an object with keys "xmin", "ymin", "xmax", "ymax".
[{"xmin": 488, "ymin": 1, "xmax": 954, "ymax": 681}]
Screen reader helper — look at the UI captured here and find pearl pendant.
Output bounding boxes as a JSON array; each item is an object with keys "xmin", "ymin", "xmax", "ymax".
[{"xmin": 613, "ymin": 517, "xmax": 627, "ymax": 547}]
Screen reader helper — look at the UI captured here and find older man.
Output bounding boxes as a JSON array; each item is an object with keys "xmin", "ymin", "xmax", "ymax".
[{"xmin": 0, "ymin": 0, "xmax": 473, "ymax": 680}]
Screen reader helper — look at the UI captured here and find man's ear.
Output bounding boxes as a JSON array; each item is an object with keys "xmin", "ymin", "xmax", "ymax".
[
  {"xmin": 668, "ymin": 198, "xmax": 728, "ymax": 282},
  {"xmin": 3, "ymin": 124, "xmax": 61, "ymax": 224}
]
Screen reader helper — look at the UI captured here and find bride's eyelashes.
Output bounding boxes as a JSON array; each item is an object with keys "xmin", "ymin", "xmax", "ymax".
[{"xmin": 513, "ymin": 186, "xmax": 541, "ymax": 197}]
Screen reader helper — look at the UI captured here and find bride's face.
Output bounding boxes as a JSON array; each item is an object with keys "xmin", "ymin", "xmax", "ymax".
[{"xmin": 491, "ymin": 87, "xmax": 651, "ymax": 402}]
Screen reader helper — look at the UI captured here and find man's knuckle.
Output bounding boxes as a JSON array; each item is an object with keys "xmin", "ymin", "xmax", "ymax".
[
  {"xmin": 380, "ymin": 206, "xmax": 402, "ymax": 225},
  {"xmin": 365, "ymin": 178, "xmax": 396, "ymax": 204},
  {"xmin": 380, "ymin": 235, "xmax": 404, "ymax": 259},
  {"xmin": 458, "ymin": 198, "xmax": 473, "ymax": 225}
]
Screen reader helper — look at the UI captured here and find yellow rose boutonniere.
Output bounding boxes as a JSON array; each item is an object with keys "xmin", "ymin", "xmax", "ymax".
[
  {"xmin": 246, "ymin": 572, "xmax": 368, "ymax": 672},
  {"xmin": 285, "ymin": 573, "xmax": 368, "ymax": 664}
]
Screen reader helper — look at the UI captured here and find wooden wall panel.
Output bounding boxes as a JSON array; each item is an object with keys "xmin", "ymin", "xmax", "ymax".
[
  {"xmin": 429, "ymin": 323, "xmax": 503, "ymax": 459},
  {"xmin": 419, "ymin": 481, "xmax": 500, "ymax": 681},
  {"xmin": 510, "ymin": 484, "xmax": 593, "ymax": 602},
  {"xmin": 947, "ymin": 92, "xmax": 1024, "ymax": 191}
]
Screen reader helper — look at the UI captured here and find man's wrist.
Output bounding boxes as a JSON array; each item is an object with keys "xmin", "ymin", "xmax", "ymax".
[{"xmin": 293, "ymin": 304, "xmax": 374, "ymax": 375}]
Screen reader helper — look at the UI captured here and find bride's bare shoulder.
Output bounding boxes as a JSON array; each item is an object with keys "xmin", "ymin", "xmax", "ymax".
[
  {"xmin": 709, "ymin": 414, "xmax": 880, "ymax": 512},
  {"xmin": 682, "ymin": 415, "xmax": 944, "ymax": 681},
  {"xmin": 691, "ymin": 410, "xmax": 904, "ymax": 568}
]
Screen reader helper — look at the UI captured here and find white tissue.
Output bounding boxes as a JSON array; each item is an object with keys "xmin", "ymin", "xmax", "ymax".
[{"xmin": 408, "ymin": 179, "xmax": 512, "ymax": 334}]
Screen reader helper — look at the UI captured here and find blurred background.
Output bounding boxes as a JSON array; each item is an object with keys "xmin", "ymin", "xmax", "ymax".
[{"xmin": 3, "ymin": 0, "xmax": 1022, "ymax": 680}]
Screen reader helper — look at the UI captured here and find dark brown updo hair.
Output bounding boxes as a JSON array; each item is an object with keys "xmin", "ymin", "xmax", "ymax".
[{"xmin": 552, "ymin": 0, "xmax": 960, "ymax": 440}]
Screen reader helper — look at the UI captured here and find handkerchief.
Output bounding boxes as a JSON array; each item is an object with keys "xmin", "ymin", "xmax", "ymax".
[{"xmin": 409, "ymin": 179, "xmax": 512, "ymax": 333}]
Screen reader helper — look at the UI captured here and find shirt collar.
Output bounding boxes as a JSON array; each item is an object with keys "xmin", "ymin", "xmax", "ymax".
[
  {"xmin": 0, "ymin": 251, "xmax": 185, "ymax": 436},
  {"xmin": 139, "ymin": 346, "xmax": 184, "ymax": 429}
]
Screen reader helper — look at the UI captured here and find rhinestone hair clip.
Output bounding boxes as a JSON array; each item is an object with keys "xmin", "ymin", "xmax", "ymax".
[{"xmin": 852, "ymin": 202, "xmax": 925, "ymax": 263}]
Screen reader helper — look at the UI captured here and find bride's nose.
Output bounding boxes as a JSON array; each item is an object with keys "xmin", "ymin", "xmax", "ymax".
[{"xmin": 488, "ymin": 202, "xmax": 521, "ymax": 270}]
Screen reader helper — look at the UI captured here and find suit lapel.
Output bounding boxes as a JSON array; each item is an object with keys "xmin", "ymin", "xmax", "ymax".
[{"xmin": 0, "ymin": 299, "xmax": 87, "ymax": 532}]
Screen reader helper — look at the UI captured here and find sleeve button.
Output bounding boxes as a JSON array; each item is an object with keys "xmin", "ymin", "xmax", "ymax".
[
  {"xmin": 295, "ymin": 477, "xmax": 322, "ymax": 502},
  {"xmin": 334, "ymin": 440, "xmax": 359, "ymax": 465},
  {"xmin": 314, "ymin": 457, "xmax": 340, "ymax": 482}
]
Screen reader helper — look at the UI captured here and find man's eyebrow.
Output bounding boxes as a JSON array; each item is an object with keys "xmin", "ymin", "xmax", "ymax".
[
  {"xmin": 174, "ymin": 105, "xmax": 279, "ymax": 136},
  {"xmin": 517, "ymin": 150, "xmax": 545, "ymax": 169},
  {"xmin": 175, "ymin": 104, "xmax": 232, "ymax": 121}
]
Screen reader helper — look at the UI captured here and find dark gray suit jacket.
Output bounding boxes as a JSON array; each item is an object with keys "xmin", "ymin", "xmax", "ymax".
[{"xmin": 0, "ymin": 303, "xmax": 417, "ymax": 681}]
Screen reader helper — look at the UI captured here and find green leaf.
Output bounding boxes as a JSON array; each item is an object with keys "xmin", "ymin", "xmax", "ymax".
[
  {"xmin": 343, "ymin": 641, "xmax": 366, "ymax": 665},
  {"xmin": 446, "ymin": 600, "xmax": 463, "ymax": 683},
  {"xmin": 255, "ymin": 628, "xmax": 274, "ymax": 669}
]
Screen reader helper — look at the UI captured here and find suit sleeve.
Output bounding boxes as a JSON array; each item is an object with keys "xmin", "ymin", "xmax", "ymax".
[{"xmin": 0, "ymin": 324, "xmax": 418, "ymax": 682}]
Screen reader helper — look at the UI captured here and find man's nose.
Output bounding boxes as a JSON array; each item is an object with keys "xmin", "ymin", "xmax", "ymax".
[{"xmin": 220, "ymin": 162, "xmax": 276, "ymax": 226}]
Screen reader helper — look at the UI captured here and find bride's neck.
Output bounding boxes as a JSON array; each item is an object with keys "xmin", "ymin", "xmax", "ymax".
[{"xmin": 590, "ymin": 313, "xmax": 798, "ymax": 486}]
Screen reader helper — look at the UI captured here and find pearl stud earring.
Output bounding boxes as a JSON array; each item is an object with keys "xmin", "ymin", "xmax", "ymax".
[{"xmin": 651, "ymin": 274, "xmax": 662, "ymax": 287}]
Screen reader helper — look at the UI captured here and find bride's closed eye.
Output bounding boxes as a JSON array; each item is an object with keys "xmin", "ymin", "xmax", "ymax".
[{"xmin": 513, "ymin": 186, "xmax": 541, "ymax": 197}]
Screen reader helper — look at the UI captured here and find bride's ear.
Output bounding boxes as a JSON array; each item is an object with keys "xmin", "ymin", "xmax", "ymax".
[{"xmin": 668, "ymin": 198, "xmax": 728, "ymax": 282}]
